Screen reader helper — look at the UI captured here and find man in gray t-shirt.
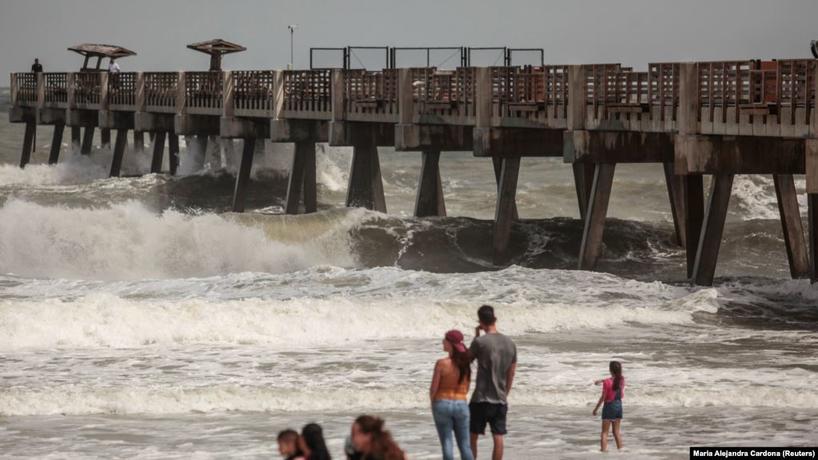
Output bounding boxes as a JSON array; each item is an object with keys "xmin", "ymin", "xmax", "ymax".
[{"xmin": 469, "ymin": 305, "xmax": 517, "ymax": 460}]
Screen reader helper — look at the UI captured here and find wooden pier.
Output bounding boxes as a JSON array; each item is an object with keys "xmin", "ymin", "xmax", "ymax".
[{"xmin": 8, "ymin": 51, "xmax": 818, "ymax": 286}]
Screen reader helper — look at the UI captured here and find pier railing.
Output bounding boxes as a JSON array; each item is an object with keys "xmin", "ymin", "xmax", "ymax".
[
  {"xmin": 144, "ymin": 72, "xmax": 179, "ymax": 113},
  {"xmin": 282, "ymin": 69, "xmax": 333, "ymax": 119},
  {"xmin": 9, "ymin": 59, "xmax": 818, "ymax": 139}
]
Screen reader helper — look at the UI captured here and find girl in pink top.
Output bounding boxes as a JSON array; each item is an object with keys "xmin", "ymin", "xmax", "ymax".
[{"xmin": 592, "ymin": 361, "xmax": 624, "ymax": 452}]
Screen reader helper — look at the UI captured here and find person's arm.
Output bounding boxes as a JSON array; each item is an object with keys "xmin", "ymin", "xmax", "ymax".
[
  {"xmin": 429, "ymin": 360, "xmax": 443, "ymax": 402},
  {"xmin": 592, "ymin": 394, "xmax": 604, "ymax": 416},
  {"xmin": 468, "ymin": 338, "xmax": 479, "ymax": 362},
  {"xmin": 505, "ymin": 362, "xmax": 517, "ymax": 396}
]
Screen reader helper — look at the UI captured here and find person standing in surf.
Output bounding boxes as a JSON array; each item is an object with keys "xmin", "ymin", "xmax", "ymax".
[
  {"xmin": 430, "ymin": 329, "xmax": 474, "ymax": 460},
  {"xmin": 592, "ymin": 361, "xmax": 625, "ymax": 452},
  {"xmin": 469, "ymin": 305, "xmax": 517, "ymax": 460}
]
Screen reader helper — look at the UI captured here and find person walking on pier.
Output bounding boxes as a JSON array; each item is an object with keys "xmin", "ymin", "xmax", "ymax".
[
  {"xmin": 592, "ymin": 361, "xmax": 625, "ymax": 452},
  {"xmin": 469, "ymin": 305, "xmax": 517, "ymax": 460},
  {"xmin": 31, "ymin": 58, "xmax": 43, "ymax": 73},
  {"xmin": 108, "ymin": 58, "xmax": 120, "ymax": 89},
  {"xmin": 430, "ymin": 329, "xmax": 474, "ymax": 460}
]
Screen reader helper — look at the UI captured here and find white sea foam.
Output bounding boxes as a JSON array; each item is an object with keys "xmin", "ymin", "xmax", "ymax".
[{"xmin": 0, "ymin": 199, "xmax": 360, "ymax": 280}]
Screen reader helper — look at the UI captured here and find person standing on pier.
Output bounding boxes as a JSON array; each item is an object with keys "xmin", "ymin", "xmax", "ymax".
[
  {"xmin": 592, "ymin": 361, "xmax": 625, "ymax": 452},
  {"xmin": 31, "ymin": 58, "xmax": 43, "ymax": 73},
  {"xmin": 469, "ymin": 305, "xmax": 517, "ymax": 460},
  {"xmin": 430, "ymin": 329, "xmax": 474, "ymax": 460},
  {"xmin": 108, "ymin": 58, "xmax": 120, "ymax": 89}
]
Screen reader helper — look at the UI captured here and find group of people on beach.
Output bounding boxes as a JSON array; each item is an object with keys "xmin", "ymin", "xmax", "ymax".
[{"xmin": 277, "ymin": 305, "xmax": 625, "ymax": 459}]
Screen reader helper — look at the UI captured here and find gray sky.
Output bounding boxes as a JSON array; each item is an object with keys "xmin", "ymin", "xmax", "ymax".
[{"xmin": 1, "ymin": 0, "xmax": 817, "ymax": 78}]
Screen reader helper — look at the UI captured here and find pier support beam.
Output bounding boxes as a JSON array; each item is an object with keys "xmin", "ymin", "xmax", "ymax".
[
  {"xmin": 493, "ymin": 157, "xmax": 521, "ymax": 265},
  {"xmin": 346, "ymin": 136, "xmax": 386, "ymax": 212},
  {"xmin": 773, "ymin": 174, "xmax": 809, "ymax": 279},
  {"xmin": 578, "ymin": 163, "xmax": 616, "ymax": 270},
  {"xmin": 285, "ymin": 141, "xmax": 318, "ymax": 214},
  {"xmin": 809, "ymin": 194, "xmax": 818, "ymax": 283},
  {"xmin": 572, "ymin": 162, "xmax": 594, "ymax": 220},
  {"xmin": 71, "ymin": 127, "xmax": 81, "ymax": 152},
  {"xmin": 232, "ymin": 138, "xmax": 256, "ymax": 213},
  {"xmin": 493, "ymin": 157, "xmax": 518, "ymax": 220},
  {"xmin": 664, "ymin": 162, "xmax": 687, "ymax": 248},
  {"xmin": 415, "ymin": 150, "xmax": 446, "ymax": 217},
  {"xmin": 109, "ymin": 129, "xmax": 129, "ymax": 177},
  {"xmin": 684, "ymin": 175, "xmax": 705, "ymax": 278},
  {"xmin": 81, "ymin": 127, "xmax": 95, "ymax": 155},
  {"xmin": 692, "ymin": 174, "xmax": 734, "ymax": 286},
  {"xmin": 19, "ymin": 122, "xmax": 36, "ymax": 168},
  {"xmin": 133, "ymin": 131, "xmax": 145, "ymax": 153},
  {"xmin": 101, "ymin": 128, "xmax": 111, "ymax": 148},
  {"xmin": 168, "ymin": 134, "xmax": 180, "ymax": 176},
  {"xmin": 48, "ymin": 124, "xmax": 65, "ymax": 165},
  {"xmin": 150, "ymin": 131, "xmax": 166, "ymax": 173}
]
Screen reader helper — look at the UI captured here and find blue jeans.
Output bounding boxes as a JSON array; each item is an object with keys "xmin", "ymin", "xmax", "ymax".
[{"xmin": 432, "ymin": 399, "xmax": 474, "ymax": 460}]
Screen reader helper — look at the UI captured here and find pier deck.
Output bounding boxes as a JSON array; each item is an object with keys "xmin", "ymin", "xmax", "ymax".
[{"xmin": 9, "ymin": 55, "xmax": 818, "ymax": 285}]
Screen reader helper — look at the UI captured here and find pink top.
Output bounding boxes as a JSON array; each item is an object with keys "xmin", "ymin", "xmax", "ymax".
[{"xmin": 602, "ymin": 377, "xmax": 625, "ymax": 403}]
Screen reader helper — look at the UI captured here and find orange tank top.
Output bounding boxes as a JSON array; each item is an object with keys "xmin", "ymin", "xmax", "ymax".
[{"xmin": 434, "ymin": 361, "xmax": 470, "ymax": 401}]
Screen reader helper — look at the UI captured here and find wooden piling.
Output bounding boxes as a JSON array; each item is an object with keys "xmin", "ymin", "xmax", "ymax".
[
  {"xmin": 684, "ymin": 175, "xmax": 705, "ymax": 278},
  {"xmin": 150, "ymin": 131, "xmax": 166, "ymax": 173},
  {"xmin": 346, "ymin": 135, "xmax": 386, "ymax": 212},
  {"xmin": 493, "ymin": 157, "xmax": 521, "ymax": 265},
  {"xmin": 572, "ymin": 162, "xmax": 594, "ymax": 220},
  {"xmin": 232, "ymin": 138, "xmax": 256, "ymax": 213},
  {"xmin": 773, "ymin": 174, "xmax": 810, "ymax": 279},
  {"xmin": 492, "ymin": 157, "xmax": 518, "ymax": 220},
  {"xmin": 81, "ymin": 127, "xmax": 95, "ymax": 155},
  {"xmin": 692, "ymin": 174, "xmax": 734, "ymax": 286},
  {"xmin": 109, "ymin": 129, "xmax": 129, "ymax": 177},
  {"xmin": 48, "ymin": 124, "xmax": 64, "ymax": 165},
  {"xmin": 578, "ymin": 163, "xmax": 616, "ymax": 270},
  {"xmin": 663, "ymin": 162, "xmax": 687, "ymax": 248},
  {"xmin": 285, "ymin": 141, "xmax": 318, "ymax": 214},
  {"xmin": 20, "ymin": 121, "xmax": 36, "ymax": 168},
  {"xmin": 70, "ymin": 127, "xmax": 81, "ymax": 152},
  {"xmin": 414, "ymin": 150, "xmax": 446, "ymax": 217},
  {"xmin": 168, "ymin": 134, "xmax": 180, "ymax": 175}
]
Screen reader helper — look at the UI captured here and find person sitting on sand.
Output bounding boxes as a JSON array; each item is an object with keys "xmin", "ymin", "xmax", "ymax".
[
  {"xmin": 351, "ymin": 415, "xmax": 406, "ymax": 460},
  {"xmin": 299, "ymin": 423, "xmax": 331, "ymax": 460},
  {"xmin": 592, "ymin": 360, "xmax": 625, "ymax": 452},
  {"xmin": 278, "ymin": 429, "xmax": 305, "ymax": 460},
  {"xmin": 430, "ymin": 329, "xmax": 474, "ymax": 460}
]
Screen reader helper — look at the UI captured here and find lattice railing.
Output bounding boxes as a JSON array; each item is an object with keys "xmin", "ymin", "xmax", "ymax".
[
  {"xmin": 73, "ymin": 72, "xmax": 102, "ymax": 107},
  {"xmin": 416, "ymin": 67, "xmax": 476, "ymax": 121},
  {"xmin": 144, "ymin": 72, "xmax": 178, "ymax": 111},
  {"xmin": 283, "ymin": 69, "xmax": 332, "ymax": 114},
  {"xmin": 185, "ymin": 71, "xmax": 223, "ymax": 113},
  {"xmin": 345, "ymin": 69, "xmax": 399, "ymax": 120},
  {"xmin": 233, "ymin": 70, "xmax": 277, "ymax": 115},
  {"xmin": 15, "ymin": 73, "xmax": 38, "ymax": 106},
  {"xmin": 43, "ymin": 72, "xmax": 68, "ymax": 106},
  {"xmin": 109, "ymin": 72, "xmax": 137, "ymax": 108}
]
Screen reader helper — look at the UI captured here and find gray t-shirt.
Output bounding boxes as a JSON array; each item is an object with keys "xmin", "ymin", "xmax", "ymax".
[{"xmin": 469, "ymin": 332, "xmax": 517, "ymax": 405}]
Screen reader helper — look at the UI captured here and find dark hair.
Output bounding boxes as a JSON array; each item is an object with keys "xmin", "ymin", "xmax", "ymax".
[
  {"xmin": 277, "ymin": 429, "xmax": 299, "ymax": 443},
  {"xmin": 609, "ymin": 361, "xmax": 623, "ymax": 392},
  {"xmin": 450, "ymin": 347, "xmax": 472, "ymax": 384},
  {"xmin": 477, "ymin": 305, "xmax": 496, "ymax": 325},
  {"xmin": 302, "ymin": 423, "xmax": 331, "ymax": 460},
  {"xmin": 354, "ymin": 415, "xmax": 405, "ymax": 460}
]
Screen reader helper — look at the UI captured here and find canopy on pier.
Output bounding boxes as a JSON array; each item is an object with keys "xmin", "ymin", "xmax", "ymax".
[
  {"xmin": 68, "ymin": 43, "xmax": 137, "ymax": 71},
  {"xmin": 187, "ymin": 39, "xmax": 247, "ymax": 71}
]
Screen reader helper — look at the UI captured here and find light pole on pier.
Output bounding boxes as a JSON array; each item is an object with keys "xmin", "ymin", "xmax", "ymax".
[{"xmin": 288, "ymin": 24, "xmax": 297, "ymax": 69}]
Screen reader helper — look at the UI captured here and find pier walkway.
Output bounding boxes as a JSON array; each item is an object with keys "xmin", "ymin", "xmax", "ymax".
[{"xmin": 9, "ymin": 49, "xmax": 818, "ymax": 286}]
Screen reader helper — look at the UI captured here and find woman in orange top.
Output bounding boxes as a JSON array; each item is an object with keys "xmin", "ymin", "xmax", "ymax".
[{"xmin": 429, "ymin": 329, "xmax": 474, "ymax": 460}]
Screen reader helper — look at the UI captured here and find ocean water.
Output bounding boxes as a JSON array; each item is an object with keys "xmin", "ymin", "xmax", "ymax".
[{"xmin": 1, "ymin": 104, "xmax": 817, "ymax": 459}]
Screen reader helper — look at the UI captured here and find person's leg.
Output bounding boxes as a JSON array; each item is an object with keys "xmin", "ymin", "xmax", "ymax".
[
  {"xmin": 600, "ymin": 420, "xmax": 611, "ymax": 452},
  {"xmin": 488, "ymin": 404, "xmax": 507, "ymax": 460},
  {"xmin": 433, "ymin": 401, "xmax": 456, "ymax": 460},
  {"xmin": 453, "ymin": 401, "xmax": 474, "ymax": 460},
  {"xmin": 470, "ymin": 433, "xmax": 480, "ymax": 460},
  {"xmin": 469, "ymin": 402, "xmax": 486, "ymax": 460},
  {"xmin": 491, "ymin": 434, "xmax": 504, "ymax": 460},
  {"xmin": 612, "ymin": 419, "xmax": 623, "ymax": 450}
]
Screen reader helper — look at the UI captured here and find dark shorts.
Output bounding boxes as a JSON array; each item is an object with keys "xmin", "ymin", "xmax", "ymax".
[
  {"xmin": 469, "ymin": 402, "xmax": 508, "ymax": 435},
  {"xmin": 601, "ymin": 400, "xmax": 623, "ymax": 420}
]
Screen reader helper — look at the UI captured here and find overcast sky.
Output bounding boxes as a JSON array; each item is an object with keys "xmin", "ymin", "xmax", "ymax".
[{"xmin": 1, "ymin": 0, "xmax": 816, "ymax": 78}]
